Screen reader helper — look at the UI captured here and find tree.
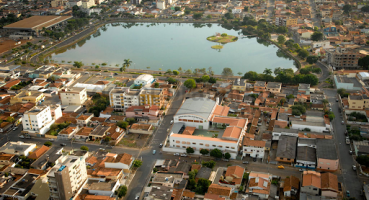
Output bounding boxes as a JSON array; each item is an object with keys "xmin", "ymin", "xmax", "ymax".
[
  {"xmin": 221, "ymin": 33, "xmax": 228, "ymax": 37},
  {"xmin": 224, "ymin": 152, "xmax": 231, "ymax": 159},
  {"xmin": 337, "ymin": 88, "xmax": 347, "ymax": 97},
  {"xmin": 201, "ymin": 75, "xmax": 210, "ymax": 82},
  {"xmin": 244, "ymin": 6, "xmax": 249, "ymax": 11},
  {"xmin": 343, "ymin": 4, "xmax": 352, "ymax": 15},
  {"xmin": 123, "ymin": 59, "xmax": 132, "ymax": 69},
  {"xmin": 184, "ymin": 79, "xmax": 196, "ymax": 89},
  {"xmin": 359, "ymin": 55, "xmax": 369, "ymax": 69},
  {"xmin": 117, "ymin": 121, "xmax": 128, "ymax": 129},
  {"xmin": 80, "ymin": 146, "xmax": 89, "ymax": 151},
  {"xmin": 188, "ymin": 169, "xmax": 198, "ymax": 179},
  {"xmin": 202, "ymin": 160, "xmax": 216, "ymax": 168},
  {"xmin": 167, "ymin": 77, "xmax": 178, "ymax": 84},
  {"xmin": 200, "ymin": 149, "xmax": 209, "ymax": 155},
  {"xmin": 44, "ymin": 141, "xmax": 52, "ymax": 147},
  {"xmin": 224, "ymin": 12, "xmax": 234, "ymax": 19},
  {"xmin": 194, "ymin": 178, "xmax": 211, "ymax": 195},
  {"xmin": 362, "ymin": 5, "xmax": 369, "ymax": 12},
  {"xmin": 210, "ymin": 148, "xmax": 223, "ymax": 159},
  {"xmin": 175, "ymin": 6, "xmax": 181, "ymax": 11},
  {"xmin": 243, "ymin": 71, "xmax": 259, "ymax": 80},
  {"xmin": 116, "ymin": 185, "xmax": 127, "ymax": 198},
  {"xmin": 193, "ymin": 12, "xmax": 203, "ymax": 20},
  {"xmin": 263, "ymin": 68, "xmax": 272, "ymax": 76},
  {"xmin": 206, "ymin": 15, "xmax": 212, "ymax": 19},
  {"xmin": 186, "ymin": 147, "xmax": 194, "ymax": 154},
  {"xmin": 104, "ymin": 136, "xmax": 112, "ymax": 142},
  {"xmin": 173, "ymin": 70, "xmax": 179, "ymax": 75},
  {"xmin": 222, "ymin": 68, "xmax": 233, "ymax": 78},
  {"xmin": 166, "ymin": 69, "xmax": 172, "ymax": 74},
  {"xmin": 133, "ymin": 160, "xmax": 143, "ymax": 168},
  {"xmin": 298, "ymin": 49, "xmax": 309, "ymax": 59},
  {"xmin": 208, "ymin": 77, "xmax": 217, "ymax": 83},
  {"xmin": 73, "ymin": 61, "xmax": 83, "ymax": 68},
  {"xmin": 277, "ymin": 35, "xmax": 286, "ymax": 44},
  {"xmin": 126, "ymin": 117, "xmax": 136, "ymax": 125},
  {"xmin": 154, "ymin": 82, "xmax": 160, "ymax": 88},
  {"xmin": 306, "ymin": 55, "xmax": 319, "ymax": 64},
  {"xmin": 287, "ymin": 94, "xmax": 295, "ymax": 100},
  {"xmin": 311, "ymin": 31, "xmax": 323, "ymax": 41}
]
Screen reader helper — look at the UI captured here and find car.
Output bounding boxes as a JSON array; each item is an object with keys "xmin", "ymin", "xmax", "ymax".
[
  {"xmin": 84, "ymin": 72, "xmax": 89, "ymax": 74},
  {"xmin": 223, "ymin": 159, "xmax": 229, "ymax": 162},
  {"xmin": 135, "ymin": 195, "xmax": 140, "ymax": 200},
  {"xmin": 341, "ymin": 121, "xmax": 345, "ymax": 125},
  {"xmin": 49, "ymin": 139, "xmax": 55, "ymax": 141},
  {"xmin": 329, "ymin": 103, "xmax": 331, "ymax": 107},
  {"xmin": 114, "ymin": 73, "xmax": 118, "ymax": 75},
  {"xmin": 159, "ymin": 143, "xmax": 163, "ymax": 147},
  {"xmin": 153, "ymin": 150, "xmax": 156, "ymax": 155},
  {"xmin": 13, "ymin": 127, "xmax": 18, "ymax": 131},
  {"xmin": 329, "ymin": 108, "xmax": 332, "ymax": 111},
  {"xmin": 349, "ymin": 150, "xmax": 353, "ymax": 155},
  {"xmin": 170, "ymin": 120, "xmax": 174, "ymax": 124},
  {"xmin": 336, "ymin": 99, "xmax": 339, "ymax": 102},
  {"xmin": 174, "ymin": 153, "xmax": 180, "ymax": 156},
  {"xmin": 299, "ymin": 168, "xmax": 305, "ymax": 172},
  {"xmin": 346, "ymin": 190, "xmax": 350, "ymax": 197},
  {"xmin": 19, "ymin": 135, "xmax": 25, "ymax": 139},
  {"xmin": 60, "ymin": 143, "xmax": 66, "ymax": 146},
  {"xmin": 180, "ymin": 154, "xmax": 187, "ymax": 157},
  {"xmin": 253, "ymin": 158, "xmax": 257, "ymax": 162},
  {"xmin": 97, "ymin": 73, "xmax": 101, "ymax": 75},
  {"xmin": 353, "ymin": 165, "xmax": 356, "ymax": 171},
  {"xmin": 242, "ymin": 161, "xmax": 249, "ymax": 164},
  {"xmin": 278, "ymin": 165, "xmax": 285, "ymax": 169}
]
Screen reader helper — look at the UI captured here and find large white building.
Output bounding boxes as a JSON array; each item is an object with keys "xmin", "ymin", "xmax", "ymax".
[
  {"xmin": 0, "ymin": 141, "xmax": 36, "ymax": 156},
  {"xmin": 59, "ymin": 88, "xmax": 87, "ymax": 106},
  {"xmin": 134, "ymin": 74, "xmax": 154, "ymax": 86},
  {"xmin": 109, "ymin": 87, "xmax": 140, "ymax": 110},
  {"xmin": 22, "ymin": 106, "xmax": 55, "ymax": 135},
  {"xmin": 166, "ymin": 98, "xmax": 248, "ymax": 159},
  {"xmin": 48, "ymin": 155, "xmax": 88, "ymax": 200}
]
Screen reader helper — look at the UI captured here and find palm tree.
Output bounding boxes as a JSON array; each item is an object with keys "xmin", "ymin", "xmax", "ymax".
[
  {"xmin": 263, "ymin": 68, "xmax": 272, "ymax": 76},
  {"xmin": 123, "ymin": 59, "xmax": 132, "ymax": 69}
]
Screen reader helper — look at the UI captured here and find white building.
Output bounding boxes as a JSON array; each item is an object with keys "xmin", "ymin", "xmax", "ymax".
[
  {"xmin": 81, "ymin": 0, "xmax": 95, "ymax": 9},
  {"xmin": 242, "ymin": 138, "xmax": 266, "ymax": 159},
  {"xmin": 48, "ymin": 155, "xmax": 88, "ymax": 200},
  {"xmin": 0, "ymin": 141, "xmax": 36, "ymax": 156},
  {"xmin": 22, "ymin": 106, "xmax": 55, "ymax": 135},
  {"xmin": 104, "ymin": 153, "xmax": 133, "ymax": 173},
  {"xmin": 157, "ymin": 1, "xmax": 166, "ymax": 10},
  {"xmin": 59, "ymin": 88, "xmax": 87, "ymax": 106},
  {"xmin": 134, "ymin": 74, "xmax": 154, "ymax": 86},
  {"xmin": 311, "ymin": 41, "xmax": 330, "ymax": 49}
]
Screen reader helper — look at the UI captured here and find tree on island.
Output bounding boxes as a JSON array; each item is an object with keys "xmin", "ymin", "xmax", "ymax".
[{"xmin": 184, "ymin": 79, "xmax": 196, "ymax": 89}]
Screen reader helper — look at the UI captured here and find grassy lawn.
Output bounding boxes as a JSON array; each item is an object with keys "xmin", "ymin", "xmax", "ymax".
[
  {"xmin": 207, "ymin": 35, "xmax": 238, "ymax": 44},
  {"xmin": 119, "ymin": 138, "xmax": 137, "ymax": 148}
]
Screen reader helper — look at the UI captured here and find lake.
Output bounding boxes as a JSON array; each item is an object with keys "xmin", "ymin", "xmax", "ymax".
[{"xmin": 50, "ymin": 22, "xmax": 296, "ymax": 74}]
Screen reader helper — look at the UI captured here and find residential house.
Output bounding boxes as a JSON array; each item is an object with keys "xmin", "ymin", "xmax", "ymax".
[
  {"xmin": 283, "ymin": 176, "xmax": 300, "ymax": 197},
  {"xmin": 89, "ymin": 125, "xmax": 110, "ymax": 141},
  {"xmin": 301, "ymin": 171, "xmax": 321, "ymax": 195},
  {"xmin": 242, "ymin": 138, "xmax": 266, "ymax": 159},
  {"xmin": 125, "ymin": 105, "xmax": 160, "ymax": 120},
  {"xmin": 254, "ymin": 81, "xmax": 266, "ymax": 92},
  {"xmin": 59, "ymin": 88, "xmax": 87, "ymax": 106},
  {"xmin": 206, "ymin": 184, "xmax": 232, "ymax": 198},
  {"xmin": 276, "ymin": 135, "xmax": 297, "ymax": 163},
  {"xmin": 224, "ymin": 165, "xmax": 245, "ymax": 187},
  {"xmin": 10, "ymin": 91, "xmax": 44, "ymax": 105},
  {"xmin": 316, "ymin": 139, "xmax": 338, "ymax": 171},
  {"xmin": 232, "ymin": 79, "xmax": 247, "ymax": 92},
  {"xmin": 266, "ymin": 82, "xmax": 282, "ymax": 93},
  {"xmin": 0, "ymin": 141, "xmax": 36, "ymax": 156},
  {"xmin": 58, "ymin": 125, "xmax": 79, "ymax": 140},
  {"xmin": 248, "ymin": 171, "xmax": 272, "ymax": 199},
  {"xmin": 76, "ymin": 113, "xmax": 94, "ymax": 126},
  {"xmin": 321, "ymin": 172, "xmax": 339, "ymax": 198},
  {"xmin": 28, "ymin": 145, "xmax": 50, "ymax": 160},
  {"xmin": 74, "ymin": 127, "xmax": 94, "ymax": 141}
]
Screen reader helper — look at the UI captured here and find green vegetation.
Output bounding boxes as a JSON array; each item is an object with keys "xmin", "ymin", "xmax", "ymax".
[
  {"xmin": 117, "ymin": 121, "xmax": 129, "ymax": 130},
  {"xmin": 211, "ymin": 45, "xmax": 223, "ymax": 49},
  {"xmin": 184, "ymin": 79, "xmax": 196, "ymax": 89},
  {"xmin": 187, "ymin": 178, "xmax": 211, "ymax": 194},
  {"xmin": 15, "ymin": 155, "xmax": 32, "ymax": 168},
  {"xmin": 73, "ymin": 61, "xmax": 83, "ymax": 68},
  {"xmin": 338, "ymin": 88, "xmax": 349, "ymax": 98},
  {"xmin": 291, "ymin": 105, "xmax": 306, "ymax": 116},
  {"xmin": 88, "ymin": 93, "xmax": 109, "ymax": 117},
  {"xmin": 186, "ymin": 147, "xmax": 195, "ymax": 154},
  {"xmin": 224, "ymin": 152, "xmax": 231, "ymax": 159},
  {"xmin": 80, "ymin": 146, "xmax": 89, "ymax": 151},
  {"xmin": 11, "ymin": 81, "xmax": 31, "ymax": 90},
  {"xmin": 115, "ymin": 185, "xmax": 127, "ymax": 198},
  {"xmin": 133, "ymin": 160, "xmax": 143, "ymax": 168},
  {"xmin": 348, "ymin": 112, "xmax": 368, "ymax": 122},
  {"xmin": 200, "ymin": 149, "xmax": 209, "ymax": 155},
  {"xmin": 210, "ymin": 148, "xmax": 223, "ymax": 159},
  {"xmin": 277, "ymin": 35, "xmax": 286, "ymax": 44},
  {"xmin": 359, "ymin": 55, "xmax": 369, "ymax": 70},
  {"xmin": 222, "ymin": 67, "xmax": 233, "ymax": 77},
  {"xmin": 44, "ymin": 141, "xmax": 53, "ymax": 147},
  {"xmin": 167, "ymin": 77, "xmax": 178, "ymax": 84},
  {"xmin": 49, "ymin": 122, "xmax": 70, "ymax": 136},
  {"xmin": 202, "ymin": 160, "xmax": 216, "ymax": 169},
  {"xmin": 300, "ymin": 66, "xmax": 321, "ymax": 74},
  {"xmin": 357, "ymin": 155, "xmax": 369, "ymax": 167},
  {"xmin": 207, "ymin": 33, "xmax": 238, "ymax": 44},
  {"xmin": 243, "ymin": 68, "xmax": 319, "ymax": 85}
]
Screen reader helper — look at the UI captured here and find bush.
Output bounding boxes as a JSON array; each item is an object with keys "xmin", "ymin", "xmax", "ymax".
[
  {"xmin": 44, "ymin": 141, "xmax": 53, "ymax": 147},
  {"xmin": 116, "ymin": 185, "xmax": 127, "ymax": 198},
  {"xmin": 133, "ymin": 160, "xmax": 143, "ymax": 168},
  {"xmin": 224, "ymin": 152, "xmax": 231, "ymax": 159},
  {"xmin": 202, "ymin": 160, "xmax": 216, "ymax": 168},
  {"xmin": 80, "ymin": 146, "xmax": 89, "ymax": 151},
  {"xmin": 210, "ymin": 148, "xmax": 223, "ymax": 159},
  {"xmin": 200, "ymin": 149, "xmax": 209, "ymax": 155},
  {"xmin": 186, "ymin": 147, "xmax": 195, "ymax": 154}
]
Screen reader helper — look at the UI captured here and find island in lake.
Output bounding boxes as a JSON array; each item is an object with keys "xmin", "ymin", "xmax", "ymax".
[{"xmin": 207, "ymin": 33, "xmax": 238, "ymax": 49}]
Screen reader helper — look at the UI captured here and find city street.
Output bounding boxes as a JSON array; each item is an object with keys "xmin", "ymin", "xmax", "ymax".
[{"xmin": 324, "ymin": 89, "xmax": 363, "ymax": 199}]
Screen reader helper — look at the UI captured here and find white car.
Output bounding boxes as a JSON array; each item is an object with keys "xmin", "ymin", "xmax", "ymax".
[
  {"xmin": 170, "ymin": 120, "xmax": 174, "ymax": 124},
  {"xmin": 13, "ymin": 127, "xmax": 18, "ymax": 131},
  {"xmin": 19, "ymin": 135, "xmax": 24, "ymax": 139},
  {"xmin": 174, "ymin": 153, "xmax": 180, "ymax": 156}
]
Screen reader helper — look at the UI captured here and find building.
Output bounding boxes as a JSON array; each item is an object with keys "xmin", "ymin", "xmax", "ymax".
[
  {"xmin": 22, "ymin": 106, "xmax": 55, "ymax": 135},
  {"xmin": 248, "ymin": 171, "xmax": 272, "ymax": 199},
  {"xmin": 48, "ymin": 155, "xmax": 88, "ymax": 200},
  {"xmin": 327, "ymin": 47, "xmax": 362, "ymax": 69},
  {"xmin": 348, "ymin": 94, "xmax": 369, "ymax": 109},
  {"xmin": 275, "ymin": 16, "xmax": 297, "ymax": 26},
  {"xmin": 316, "ymin": 139, "xmax": 338, "ymax": 171},
  {"xmin": 254, "ymin": 81, "xmax": 266, "ymax": 92},
  {"xmin": 232, "ymin": 79, "xmax": 247, "ymax": 92},
  {"xmin": 134, "ymin": 74, "xmax": 154, "ymax": 86},
  {"xmin": 224, "ymin": 165, "xmax": 245, "ymax": 187},
  {"xmin": 139, "ymin": 88, "xmax": 164, "ymax": 107},
  {"xmin": 59, "ymin": 88, "xmax": 87, "ymax": 106},
  {"xmin": 298, "ymin": 84, "xmax": 311, "ymax": 95},
  {"xmin": 296, "ymin": 146, "xmax": 316, "ymax": 169},
  {"xmin": 109, "ymin": 87, "xmax": 141, "ymax": 110},
  {"xmin": 242, "ymin": 138, "xmax": 266, "ymax": 159},
  {"xmin": 0, "ymin": 141, "xmax": 36, "ymax": 156},
  {"xmin": 276, "ymin": 135, "xmax": 297, "ymax": 163},
  {"xmin": 266, "ymin": 82, "xmax": 282, "ymax": 93},
  {"xmin": 157, "ymin": 0, "xmax": 166, "ymax": 9},
  {"xmin": 321, "ymin": 173, "xmax": 339, "ymax": 198},
  {"xmin": 301, "ymin": 171, "xmax": 321, "ymax": 195},
  {"xmin": 10, "ymin": 91, "xmax": 44, "ymax": 105},
  {"xmin": 283, "ymin": 176, "xmax": 300, "ymax": 197},
  {"xmin": 125, "ymin": 105, "xmax": 160, "ymax": 120},
  {"xmin": 2, "ymin": 16, "xmax": 72, "ymax": 36}
]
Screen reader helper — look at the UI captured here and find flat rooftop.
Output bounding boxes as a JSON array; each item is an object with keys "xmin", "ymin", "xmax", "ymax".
[
  {"xmin": 335, "ymin": 75, "xmax": 362, "ymax": 87},
  {"xmin": 4, "ymin": 16, "xmax": 72, "ymax": 30}
]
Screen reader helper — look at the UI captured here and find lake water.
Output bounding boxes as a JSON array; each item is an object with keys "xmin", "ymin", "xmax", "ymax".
[{"xmin": 51, "ymin": 23, "xmax": 296, "ymax": 74}]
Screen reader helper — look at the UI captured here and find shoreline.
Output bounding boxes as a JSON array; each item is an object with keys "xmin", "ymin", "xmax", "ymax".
[{"xmin": 34, "ymin": 19, "xmax": 302, "ymax": 75}]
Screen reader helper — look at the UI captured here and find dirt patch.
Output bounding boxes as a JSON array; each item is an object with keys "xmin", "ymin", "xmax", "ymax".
[
  {"xmin": 118, "ymin": 133, "xmax": 150, "ymax": 148},
  {"xmin": 0, "ymin": 38, "xmax": 34, "ymax": 54}
]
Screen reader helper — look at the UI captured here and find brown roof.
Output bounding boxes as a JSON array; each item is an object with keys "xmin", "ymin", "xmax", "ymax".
[
  {"xmin": 302, "ymin": 171, "xmax": 321, "ymax": 188},
  {"xmin": 4, "ymin": 15, "xmax": 72, "ymax": 29},
  {"xmin": 91, "ymin": 117, "xmax": 107, "ymax": 123},
  {"xmin": 191, "ymin": 164, "xmax": 201, "ymax": 171},
  {"xmin": 182, "ymin": 190, "xmax": 195, "ymax": 198},
  {"xmin": 86, "ymin": 156, "xmax": 98, "ymax": 164},
  {"xmin": 207, "ymin": 184, "xmax": 232, "ymax": 197},
  {"xmin": 0, "ymin": 153, "xmax": 15, "ymax": 161},
  {"xmin": 28, "ymin": 145, "xmax": 50, "ymax": 160},
  {"xmin": 183, "ymin": 126, "xmax": 196, "ymax": 135},
  {"xmin": 225, "ymin": 165, "xmax": 244, "ymax": 179},
  {"xmin": 284, "ymin": 175, "xmax": 300, "ymax": 192},
  {"xmin": 321, "ymin": 173, "xmax": 338, "ymax": 191},
  {"xmin": 114, "ymin": 153, "xmax": 132, "ymax": 165},
  {"xmin": 0, "ymin": 79, "xmax": 20, "ymax": 89},
  {"xmin": 243, "ymin": 138, "xmax": 266, "ymax": 147},
  {"xmin": 76, "ymin": 127, "xmax": 94, "ymax": 136}
]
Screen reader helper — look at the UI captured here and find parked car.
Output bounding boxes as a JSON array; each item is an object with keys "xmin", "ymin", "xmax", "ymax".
[
  {"xmin": 278, "ymin": 165, "xmax": 285, "ymax": 169},
  {"xmin": 159, "ymin": 143, "xmax": 163, "ymax": 148},
  {"xmin": 180, "ymin": 154, "xmax": 187, "ymax": 157},
  {"xmin": 174, "ymin": 153, "xmax": 180, "ymax": 156},
  {"xmin": 346, "ymin": 138, "xmax": 350, "ymax": 144},
  {"xmin": 242, "ymin": 161, "xmax": 249, "ymax": 164},
  {"xmin": 49, "ymin": 139, "xmax": 55, "ymax": 141},
  {"xmin": 349, "ymin": 150, "xmax": 353, "ymax": 155},
  {"xmin": 152, "ymin": 150, "xmax": 156, "ymax": 155},
  {"xmin": 60, "ymin": 143, "xmax": 66, "ymax": 146},
  {"xmin": 346, "ymin": 191, "xmax": 350, "ymax": 197},
  {"xmin": 223, "ymin": 159, "xmax": 229, "ymax": 162},
  {"xmin": 170, "ymin": 120, "xmax": 174, "ymax": 124},
  {"xmin": 341, "ymin": 121, "xmax": 345, "ymax": 125},
  {"xmin": 353, "ymin": 165, "xmax": 356, "ymax": 171},
  {"xmin": 336, "ymin": 99, "xmax": 339, "ymax": 102},
  {"xmin": 19, "ymin": 135, "xmax": 24, "ymax": 139},
  {"xmin": 114, "ymin": 73, "xmax": 118, "ymax": 75},
  {"xmin": 13, "ymin": 127, "xmax": 18, "ymax": 131}
]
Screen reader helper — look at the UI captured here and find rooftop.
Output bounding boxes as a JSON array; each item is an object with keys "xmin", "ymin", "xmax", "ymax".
[
  {"xmin": 4, "ymin": 16, "xmax": 72, "ymax": 30},
  {"xmin": 316, "ymin": 139, "xmax": 337, "ymax": 160},
  {"xmin": 276, "ymin": 135, "xmax": 297, "ymax": 159},
  {"xmin": 296, "ymin": 146, "xmax": 316, "ymax": 162},
  {"xmin": 175, "ymin": 97, "xmax": 216, "ymax": 120}
]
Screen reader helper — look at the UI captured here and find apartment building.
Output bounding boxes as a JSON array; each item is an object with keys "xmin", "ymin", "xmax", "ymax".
[
  {"xmin": 139, "ymin": 88, "xmax": 164, "ymax": 107},
  {"xmin": 266, "ymin": 82, "xmax": 282, "ymax": 93},
  {"xmin": 348, "ymin": 94, "xmax": 369, "ymax": 109},
  {"xmin": 59, "ymin": 88, "xmax": 87, "ymax": 106},
  {"xmin": 232, "ymin": 78, "xmax": 247, "ymax": 92},
  {"xmin": 81, "ymin": 0, "xmax": 96, "ymax": 8},
  {"xmin": 48, "ymin": 155, "xmax": 88, "ymax": 200},
  {"xmin": 22, "ymin": 106, "xmax": 55, "ymax": 135},
  {"xmin": 275, "ymin": 16, "xmax": 297, "ymax": 26},
  {"xmin": 10, "ymin": 91, "xmax": 44, "ymax": 105},
  {"xmin": 327, "ymin": 47, "xmax": 362, "ymax": 69}
]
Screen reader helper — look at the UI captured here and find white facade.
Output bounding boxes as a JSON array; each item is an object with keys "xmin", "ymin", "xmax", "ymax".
[
  {"xmin": 134, "ymin": 74, "xmax": 154, "ymax": 86},
  {"xmin": 22, "ymin": 106, "xmax": 54, "ymax": 135},
  {"xmin": 157, "ymin": 1, "xmax": 166, "ymax": 10},
  {"xmin": 124, "ymin": 91, "xmax": 140, "ymax": 108},
  {"xmin": 81, "ymin": 0, "xmax": 95, "ymax": 9},
  {"xmin": 59, "ymin": 88, "xmax": 87, "ymax": 106},
  {"xmin": 105, "ymin": 161, "xmax": 132, "ymax": 170},
  {"xmin": 291, "ymin": 121, "xmax": 329, "ymax": 133},
  {"xmin": 66, "ymin": 0, "xmax": 82, "ymax": 8},
  {"xmin": 48, "ymin": 156, "xmax": 88, "ymax": 200},
  {"xmin": 50, "ymin": 104, "xmax": 62, "ymax": 120},
  {"xmin": 173, "ymin": 114, "xmax": 210, "ymax": 129},
  {"xmin": 242, "ymin": 142, "xmax": 265, "ymax": 159},
  {"xmin": 0, "ymin": 141, "xmax": 36, "ymax": 156},
  {"xmin": 87, "ymin": 181, "xmax": 120, "ymax": 196}
]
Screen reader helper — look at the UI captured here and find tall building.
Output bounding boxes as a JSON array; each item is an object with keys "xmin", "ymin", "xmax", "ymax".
[
  {"xmin": 48, "ymin": 155, "xmax": 88, "ymax": 200},
  {"xmin": 139, "ymin": 88, "xmax": 164, "ymax": 108},
  {"xmin": 59, "ymin": 88, "xmax": 87, "ymax": 106},
  {"xmin": 109, "ymin": 87, "xmax": 140, "ymax": 111},
  {"xmin": 22, "ymin": 105, "xmax": 55, "ymax": 135},
  {"xmin": 327, "ymin": 46, "xmax": 362, "ymax": 69}
]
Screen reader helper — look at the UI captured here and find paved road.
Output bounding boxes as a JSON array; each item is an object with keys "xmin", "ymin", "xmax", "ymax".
[
  {"xmin": 125, "ymin": 84, "xmax": 186, "ymax": 200},
  {"xmin": 308, "ymin": 0, "xmax": 321, "ymax": 28},
  {"xmin": 316, "ymin": 61, "xmax": 331, "ymax": 82},
  {"xmin": 324, "ymin": 89, "xmax": 363, "ymax": 199}
]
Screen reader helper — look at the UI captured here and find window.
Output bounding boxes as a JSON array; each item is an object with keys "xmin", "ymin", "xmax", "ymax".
[
  {"xmin": 287, "ymin": 158, "xmax": 291, "ymax": 161},
  {"xmin": 192, "ymin": 142, "xmax": 196, "ymax": 145},
  {"xmin": 199, "ymin": 143, "xmax": 203, "ymax": 145},
  {"xmin": 212, "ymin": 145, "xmax": 216, "ymax": 147},
  {"xmin": 226, "ymin": 146, "xmax": 229, "ymax": 148}
]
